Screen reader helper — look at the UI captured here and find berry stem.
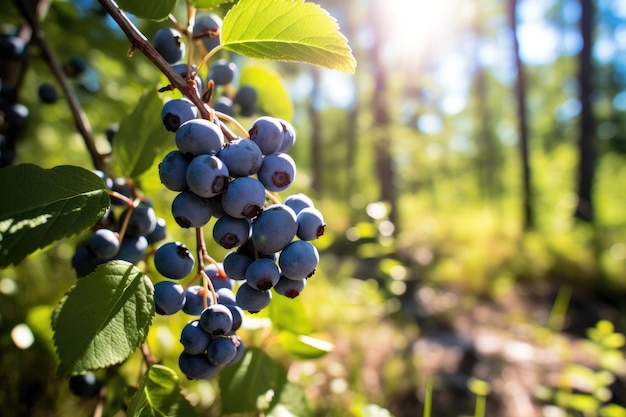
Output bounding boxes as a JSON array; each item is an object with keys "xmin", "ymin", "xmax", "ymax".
[
  {"xmin": 265, "ymin": 190, "xmax": 282, "ymax": 205},
  {"xmin": 98, "ymin": 0, "xmax": 212, "ymax": 120},
  {"xmin": 116, "ymin": 198, "xmax": 140, "ymax": 243},
  {"xmin": 215, "ymin": 111, "xmax": 251, "ymax": 139},
  {"xmin": 195, "ymin": 227, "xmax": 218, "ymax": 306},
  {"xmin": 13, "ymin": 0, "xmax": 106, "ymax": 172},
  {"xmin": 140, "ymin": 342, "xmax": 158, "ymax": 366}
]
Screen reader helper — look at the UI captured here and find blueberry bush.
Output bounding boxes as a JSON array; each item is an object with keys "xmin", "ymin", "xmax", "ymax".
[{"xmin": 0, "ymin": 0, "xmax": 355, "ymax": 415}]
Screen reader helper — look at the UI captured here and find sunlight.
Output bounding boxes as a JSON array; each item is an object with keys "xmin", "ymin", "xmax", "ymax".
[{"xmin": 375, "ymin": 0, "xmax": 467, "ymax": 66}]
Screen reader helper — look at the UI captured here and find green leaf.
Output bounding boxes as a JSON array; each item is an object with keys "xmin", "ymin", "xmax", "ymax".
[
  {"xmin": 192, "ymin": 0, "xmax": 236, "ymax": 9},
  {"xmin": 127, "ymin": 365, "xmax": 197, "ymax": 417},
  {"xmin": 0, "ymin": 164, "xmax": 109, "ymax": 268},
  {"xmin": 240, "ymin": 65, "xmax": 294, "ymax": 121},
  {"xmin": 221, "ymin": 0, "xmax": 356, "ymax": 73},
  {"xmin": 53, "ymin": 261, "xmax": 155, "ymax": 377},
  {"xmin": 219, "ymin": 347, "xmax": 284, "ymax": 413},
  {"xmin": 113, "ymin": 89, "xmax": 173, "ymax": 180},
  {"xmin": 116, "ymin": 0, "xmax": 177, "ymax": 20},
  {"xmin": 278, "ymin": 332, "xmax": 333, "ymax": 359},
  {"xmin": 268, "ymin": 380, "xmax": 312, "ymax": 417},
  {"xmin": 268, "ymin": 291, "xmax": 312, "ymax": 335}
]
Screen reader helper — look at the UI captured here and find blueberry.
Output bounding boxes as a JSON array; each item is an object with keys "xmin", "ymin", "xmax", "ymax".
[
  {"xmin": 180, "ymin": 320, "xmax": 211, "ymax": 355},
  {"xmin": 179, "ymin": 352, "xmax": 220, "ymax": 380},
  {"xmin": 207, "ymin": 60, "xmax": 237, "ymax": 86},
  {"xmin": 38, "ymin": 83, "xmax": 58, "ymax": 104},
  {"xmin": 186, "ymin": 154, "xmax": 229, "ymax": 198},
  {"xmin": 161, "ymin": 98, "xmax": 198, "ymax": 132},
  {"xmin": 274, "ymin": 274, "xmax": 306, "ymax": 298},
  {"xmin": 278, "ymin": 240, "xmax": 319, "ymax": 280},
  {"xmin": 244, "ymin": 258, "xmax": 280, "ymax": 291},
  {"xmin": 199, "ymin": 304, "xmax": 233, "ymax": 335},
  {"xmin": 153, "ymin": 28, "xmax": 185, "ymax": 64},
  {"xmin": 68, "ymin": 372, "xmax": 101, "ymax": 398},
  {"xmin": 154, "ymin": 281, "xmax": 186, "ymax": 315},
  {"xmin": 251, "ymin": 204, "xmax": 298, "ymax": 254},
  {"xmin": 207, "ymin": 335, "xmax": 238, "ymax": 366},
  {"xmin": 88, "ymin": 229, "xmax": 120, "ymax": 260},
  {"xmin": 212, "ymin": 215, "xmax": 251, "ymax": 249},
  {"xmin": 217, "ymin": 138, "xmax": 263, "ymax": 177},
  {"xmin": 235, "ymin": 283, "xmax": 272, "ymax": 313},
  {"xmin": 171, "ymin": 190, "xmax": 213, "ymax": 228},
  {"xmin": 221, "ymin": 176, "xmax": 266, "ymax": 219},
  {"xmin": 159, "ymin": 150, "xmax": 190, "ymax": 192},
  {"xmin": 248, "ymin": 116, "xmax": 284, "ymax": 155},
  {"xmin": 296, "ymin": 207, "xmax": 326, "ymax": 240},
  {"xmin": 257, "ymin": 152, "xmax": 296, "ymax": 192},
  {"xmin": 175, "ymin": 119, "xmax": 224, "ymax": 157},
  {"xmin": 154, "ymin": 242, "xmax": 195, "ymax": 280}
]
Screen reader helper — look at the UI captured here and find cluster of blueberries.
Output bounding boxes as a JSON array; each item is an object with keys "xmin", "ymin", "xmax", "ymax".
[
  {"xmin": 151, "ymin": 17, "xmax": 326, "ymax": 380},
  {"xmin": 153, "ymin": 12, "xmax": 258, "ymax": 118},
  {"xmin": 71, "ymin": 174, "xmax": 167, "ymax": 277}
]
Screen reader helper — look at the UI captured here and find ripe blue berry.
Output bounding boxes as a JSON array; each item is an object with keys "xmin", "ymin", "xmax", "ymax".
[
  {"xmin": 180, "ymin": 320, "xmax": 211, "ymax": 355},
  {"xmin": 245, "ymin": 258, "xmax": 280, "ymax": 291},
  {"xmin": 171, "ymin": 190, "xmax": 213, "ymax": 228},
  {"xmin": 186, "ymin": 154, "xmax": 229, "ymax": 198},
  {"xmin": 212, "ymin": 215, "xmax": 251, "ymax": 249},
  {"xmin": 175, "ymin": 119, "xmax": 224, "ymax": 157},
  {"xmin": 221, "ymin": 176, "xmax": 266, "ymax": 219},
  {"xmin": 251, "ymin": 204, "xmax": 298, "ymax": 254},
  {"xmin": 249, "ymin": 116, "xmax": 284, "ymax": 155},
  {"xmin": 296, "ymin": 207, "xmax": 326, "ymax": 240},
  {"xmin": 154, "ymin": 281, "xmax": 186, "ymax": 315},
  {"xmin": 274, "ymin": 274, "xmax": 306, "ymax": 298},
  {"xmin": 217, "ymin": 138, "xmax": 263, "ymax": 177},
  {"xmin": 223, "ymin": 251, "xmax": 253, "ymax": 281},
  {"xmin": 199, "ymin": 304, "xmax": 233, "ymax": 335},
  {"xmin": 278, "ymin": 240, "xmax": 319, "ymax": 279},
  {"xmin": 284, "ymin": 193, "xmax": 314, "ymax": 215},
  {"xmin": 179, "ymin": 352, "xmax": 220, "ymax": 380},
  {"xmin": 183, "ymin": 285, "xmax": 212, "ymax": 315},
  {"xmin": 207, "ymin": 335, "xmax": 238, "ymax": 366},
  {"xmin": 257, "ymin": 152, "xmax": 296, "ymax": 192},
  {"xmin": 88, "ymin": 229, "xmax": 119, "ymax": 260},
  {"xmin": 153, "ymin": 28, "xmax": 185, "ymax": 64},
  {"xmin": 161, "ymin": 98, "xmax": 198, "ymax": 132},
  {"xmin": 235, "ymin": 283, "xmax": 272, "ymax": 313},
  {"xmin": 159, "ymin": 150, "xmax": 190, "ymax": 191},
  {"xmin": 154, "ymin": 242, "xmax": 195, "ymax": 280}
]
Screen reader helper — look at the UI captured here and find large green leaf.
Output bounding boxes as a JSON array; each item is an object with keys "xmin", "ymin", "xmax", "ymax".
[
  {"xmin": 53, "ymin": 261, "xmax": 155, "ymax": 376},
  {"xmin": 240, "ymin": 65, "xmax": 294, "ymax": 121},
  {"xmin": 127, "ymin": 365, "xmax": 197, "ymax": 417},
  {"xmin": 116, "ymin": 0, "xmax": 177, "ymax": 20},
  {"xmin": 113, "ymin": 89, "xmax": 173, "ymax": 180},
  {"xmin": 0, "ymin": 164, "xmax": 109, "ymax": 268},
  {"xmin": 221, "ymin": 0, "xmax": 356, "ymax": 73},
  {"xmin": 268, "ymin": 291, "xmax": 312, "ymax": 335},
  {"xmin": 219, "ymin": 347, "xmax": 284, "ymax": 413},
  {"xmin": 278, "ymin": 332, "xmax": 333, "ymax": 359},
  {"xmin": 192, "ymin": 0, "xmax": 236, "ymax": 9}
]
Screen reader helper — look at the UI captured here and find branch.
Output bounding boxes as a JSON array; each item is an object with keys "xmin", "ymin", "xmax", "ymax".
[
  {"xmin": 97, "ymin": 0, "xmax": 212, "ymax": 120},
  {"xmin": 12, "ymin": 0, "xmax": 106, "ymax": 172}
]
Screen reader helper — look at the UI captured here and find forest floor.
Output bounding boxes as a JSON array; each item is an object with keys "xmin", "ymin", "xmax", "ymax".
[{"xmin": 307, "ymin": 279, "xmax": 626, "ymax": 417}]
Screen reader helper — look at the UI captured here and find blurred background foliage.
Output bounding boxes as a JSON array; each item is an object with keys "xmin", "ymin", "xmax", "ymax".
[{"xmin": 1, "ymin": 0, "xmax": 626, "ymax": 416}]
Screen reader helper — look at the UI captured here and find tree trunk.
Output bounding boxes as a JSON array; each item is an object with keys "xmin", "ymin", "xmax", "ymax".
[
  {"xmin": 308, "ymin": 67, "xmax": 322, "ymax": 197},
  {"xmin": 508, "ymin": 0, "xmax": 534, "ymax": 230},
  {"xmin": 574, "ymin": 0, "xmax": 595, "ymax": 222},
  {"xmin": 370, "ymin": 2, "xmax": 398, "ymax": 229}
]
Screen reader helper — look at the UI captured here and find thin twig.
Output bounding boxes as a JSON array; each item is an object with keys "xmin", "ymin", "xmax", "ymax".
[
  {"xmin": 13, "ymin": 0, "xmax": 106, "ymax": 171},
  {"xmin": 97, "ymin": 0, "xmax": 212, "ymax": 120}
]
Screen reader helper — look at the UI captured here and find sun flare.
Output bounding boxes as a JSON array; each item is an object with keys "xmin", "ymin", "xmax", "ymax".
[{"xmin": 374, "ymin": 0, "xmax": 469, "ymax": 66}]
